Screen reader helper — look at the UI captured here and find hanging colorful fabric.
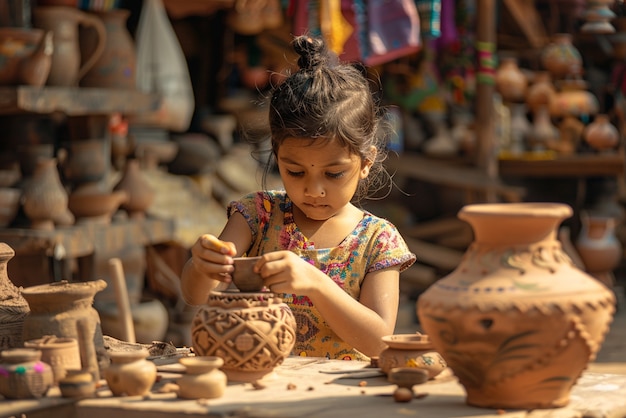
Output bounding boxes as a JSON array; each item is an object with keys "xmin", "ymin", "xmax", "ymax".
[
  {"xmin": 362, "ymin": 0, "xmax": 421, "ymax": 65},
  {"xmin": 320, "ymin": 0, "xmax": 353, "ymax": 56}
]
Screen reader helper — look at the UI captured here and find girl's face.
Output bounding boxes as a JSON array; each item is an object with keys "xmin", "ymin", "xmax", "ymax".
[{"xmin": 276, "ymin": 137, "xmax": 373, "ymax": 221}]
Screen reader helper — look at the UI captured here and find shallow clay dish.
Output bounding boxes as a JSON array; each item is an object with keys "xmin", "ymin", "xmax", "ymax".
[{"xmin": 232, "ymin": 256, "xmax": 264, "ymax": 292}]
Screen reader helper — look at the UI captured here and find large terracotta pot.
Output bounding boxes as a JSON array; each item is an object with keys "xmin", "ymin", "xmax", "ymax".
[
  {"xmin": 191, "ymin": 290, "xmax": 296, "ymax": 382},
  {"xmin": 417, "ymin": 202, "xmax": 615, "ymax": 409}
]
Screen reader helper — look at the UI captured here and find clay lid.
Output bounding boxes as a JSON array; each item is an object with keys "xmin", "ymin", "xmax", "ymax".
[
  {"xmin": 0, "ymin": 347, "xmax": 42, "ymax": 363},
  {"xmin": 382, "ymin": 333, "xmax": 433, "ymax": 350}
]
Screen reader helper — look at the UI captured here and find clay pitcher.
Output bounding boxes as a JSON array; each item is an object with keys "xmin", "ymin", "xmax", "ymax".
[
  {"xmin": 80, "ymin": 9, "xmax": 136, "ymax": 89},
  {"xmin": 32, "ymin": 6, "xmax": 106, "ymax": 86}
]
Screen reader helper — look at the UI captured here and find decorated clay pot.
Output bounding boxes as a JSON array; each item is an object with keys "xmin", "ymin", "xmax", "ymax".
[
  {"xmin": 550, "ymin": 80, "xmax": 599, "ymax": 118},
  {"xmin": 191, "ymin": 290, "xmax": 296, "ymax": 382},
  {"xmin": 378, "ymin": 333, "xmax": 447, "ymax": 379},
  {"xmin": 417, "ymin": 202, "xmax": 615, "ymax": 409},
  {"xmin": 24, "ymin": 335, "xmax": 81, "ymax": 383},
  {"xmin": 0, "ymin": 243, "xmax": 30, "ymax": 350},
  {"xmin": 541, "ymin": 33, "xmax": 583, "ymax": 79},
  {"xmin": 104, "ymin": 348, "xmax": 156, "ymax": 396},
  {"xmin": 177, "ymin": 356, "xmax": 227, "ymax": 399},
  {"xmin": 0, "ymin": 348, "xmax": 54, "ymax": 399}
]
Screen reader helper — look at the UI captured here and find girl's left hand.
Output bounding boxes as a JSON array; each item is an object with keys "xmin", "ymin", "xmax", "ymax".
[{"xmin": 255, "ymin": 251, "xmax": 323, "ymax": 293}]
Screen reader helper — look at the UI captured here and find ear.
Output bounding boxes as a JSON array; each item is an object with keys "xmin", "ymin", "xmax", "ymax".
[{"xmin": 359, "ymin": 146, "xmax": 377, "ymax": 179}]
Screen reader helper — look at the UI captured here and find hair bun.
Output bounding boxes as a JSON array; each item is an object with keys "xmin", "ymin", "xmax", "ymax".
[{"xmin": 293, "ymin": 36, "xmax": 330, "ymax": 72}]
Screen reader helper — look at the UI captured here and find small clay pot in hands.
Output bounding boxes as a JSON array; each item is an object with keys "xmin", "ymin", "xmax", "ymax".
[{"xmin": 232, "ymin": 256, "xmax": 264, "ymax": 292}]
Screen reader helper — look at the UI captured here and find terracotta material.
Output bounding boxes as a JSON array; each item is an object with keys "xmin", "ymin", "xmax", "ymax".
[
  {"xmin": 417, "ymin": 202, "xmax": 615, "ymax": 409},
  {"xmin": 0, "ymin": 187, "xmax": 21, "ymax": 228},
  {"xmin": 16, "ymin": 143, "xmax": 54, "ymax": 177},
  {"xmin": 177, "ymin": 356, "xmax": 227, "ymax": 399},
  {"xmin": 0, "ymin": 243, "xmax": 30, "ymax": 350},
  {"xmin": 104, "ymin": 348, "xmax": 157, "ymax": 397},
  {"xmin": 99, "ymin": 297, "xmax": 169, "ymax": 344},
  {"xmin": 191, "ymin": 290, "xmax": 296, "ymax": 382},
  {"xmin": 80, "ymin": 9, "xmax": 136, "ymax": 89},
  {"xmin": 24, "ymin": 335, "xmax": 82, "ymax": 383},
  {"xmin": 387, "ymin": 367, "xmax": 429, "ymax": 390},
  {"xmin": 550, "ymin": 79, "xmax": 599, "ymax": 118},
  {"xmin": 541, "ymin": 33, "xmax": 583, "ymax": 79},
  {"xmin": 526, "ymin": 71, "xmax": 556, "ymax": 115},
  {"xmin": 20, "ymin": 280, "xmax": 107, "ymax": 366},
  {"xmin": 113, "ymin": 159, "xmax": 155, "ymax": 219},
  {"xmin": 378, "ymin": 333, "xmax": 447, "ymax": 379},
  {"xmin": 58, "ymin": 369, "xmax": 96, "ymax": 398},
  {"xmin": 0, "ymin": 28, "xmax": 52, "ymax": 86},
  {"xmin": 22, "ymin": 157, "xmax": 74, "ymax": 230},
  {"xmin": 583, "ymin": 114, "xmax": 620, "ymax": 152},
  {"xmin": 0, "ymin": 348, "xmax": 54, "ymax": 399},
  {"xmin": 60, "ymin": 138, "xmax": 108, "ymax": 184},
  {"xmin": 495, "ymin": 57, "xmax": 528, "ymax": 103},
  {"xmin": 576, "ymin": 213, "xmax": 622, "ymax": 288},
  {"xmin": 68, "ymin": 189, "xmax": 128, "ymax": 224},
  {"xmin": 528, "ymin": 105, "xmax": 559, "ymax": 152},
  {"xmin": 32, "ymin": 6, "xmax": 105, "ymax": 86},
  {"xmin": 232, "ymin": 256, "xmax": 264, "ymax": 292}
]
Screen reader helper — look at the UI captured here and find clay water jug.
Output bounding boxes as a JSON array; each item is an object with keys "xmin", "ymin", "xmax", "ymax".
[
  {"xmin": 0, "ymin": 27, "xmax": 53, "ymax": 87},
  {"xmin": 113, "ymin": 158, "xmax": 155, "ymax": 219},
  {"xmin": 80, "ymin": 9, "xmax": 136, "ymax": 89},
  {"xmin": 0, "ymin": 242, "xmax": 30, "ymax": 350},
  {"xmin": 191, "ymin": 290, "xmax": 296, "ymax": 383},
  {"xmin": 417, "ymin": 202, "xmax": 615, "ymax": 409},
  {"xmin": 32, "ymin": 6, "xmax": 106, "ymax": 86},
  {"xmin": 21, "ymin": 157, "xmax": 74, "ymax": 230}
]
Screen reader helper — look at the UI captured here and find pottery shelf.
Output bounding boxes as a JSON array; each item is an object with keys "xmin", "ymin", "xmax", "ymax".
[
  {"xmin": 498, "ymin": 153, "xmax": 626, "ymax": 177},
  {"xmin": 0, "ymin": 217, "xmax": 175, "ymax": 287},
  {"xmin": 0, "ymin": 86, "xmax": 160, "ymax": 116}
]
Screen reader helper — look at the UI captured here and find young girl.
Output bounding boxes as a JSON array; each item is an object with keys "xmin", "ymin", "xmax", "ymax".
[{"xmin": 181, "ymin": 35, "xmax": 416, "ymax": 360}]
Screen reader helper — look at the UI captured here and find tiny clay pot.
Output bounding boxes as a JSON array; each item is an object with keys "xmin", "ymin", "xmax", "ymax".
[
  {"xmin": 177, "ymin": 356, "xmax": 227, "ymax": 399},
  {"xmin": 104, "ymin": 348, "xmax": 156, "ymax": 397},
  {"xmin": 232, "ymin": 256, "xmax": 264, "ymax": 292}
]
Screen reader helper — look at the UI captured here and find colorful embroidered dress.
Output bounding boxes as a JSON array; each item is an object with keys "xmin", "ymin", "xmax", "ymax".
[{"xmin": 228, "ymin": 190, "xmax": 416, "ymax": 360}]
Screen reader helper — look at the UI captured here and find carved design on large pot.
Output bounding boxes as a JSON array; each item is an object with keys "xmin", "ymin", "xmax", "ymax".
[
  {"xmin": 191, "ymin": 290, "xmax": 296, "ymax": 382},
  {"xmin": 417, "ymin": 202, "xmax": 615, "ymax": 410}
]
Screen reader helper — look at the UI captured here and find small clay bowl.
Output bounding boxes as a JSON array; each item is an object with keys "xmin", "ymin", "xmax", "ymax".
[
  {"xmin": 232, "ymin": 256, "xmax": 264, "ymax": 292},
  {"xmin": 387, "ymin": 367, "xmax": 429, "ymax": 389},
  {"xmin": 58, "ymin": 370, "xmax": 95, "ymax": 398}
]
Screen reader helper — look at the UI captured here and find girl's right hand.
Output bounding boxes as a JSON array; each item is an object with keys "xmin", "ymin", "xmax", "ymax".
[{"xmin": 190, "ymin": 234, "xmax": 237, "ymax": 283}]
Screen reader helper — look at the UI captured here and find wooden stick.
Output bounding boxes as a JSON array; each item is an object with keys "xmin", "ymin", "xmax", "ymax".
[{"xmin": 108, "ymin": 258, "xmax": 136, "ymax": 344}]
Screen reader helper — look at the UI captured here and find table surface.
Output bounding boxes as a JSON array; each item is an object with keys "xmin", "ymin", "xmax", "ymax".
[{"xmin": 2, "ymin": 357, "xmax": 626, "ymax": 418}]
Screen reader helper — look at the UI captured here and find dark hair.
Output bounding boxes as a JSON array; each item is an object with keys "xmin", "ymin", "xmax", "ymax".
[{"xmin": 262, "ymin": 35, "xmax": 392, "ymax": 202}]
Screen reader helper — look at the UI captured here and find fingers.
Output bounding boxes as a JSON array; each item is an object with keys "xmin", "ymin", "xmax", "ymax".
[{"xmin": 200, "ymin": 234, "xmax": 236, "ymax": 255}]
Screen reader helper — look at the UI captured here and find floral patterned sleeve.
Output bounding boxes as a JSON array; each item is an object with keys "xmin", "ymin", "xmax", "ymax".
[{"xmin": 362, "ymin": 216, "xmax": 416, "ymax": 274}]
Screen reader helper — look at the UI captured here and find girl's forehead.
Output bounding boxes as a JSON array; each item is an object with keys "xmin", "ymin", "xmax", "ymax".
[{"xmin": 278, "ymin": 138, "xmax": 358, "ymax": 164}]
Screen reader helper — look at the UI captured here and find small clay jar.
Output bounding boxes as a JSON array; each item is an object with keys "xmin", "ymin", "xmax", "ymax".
[
  {"xmin": 24, "ymin": 335, "xmax": 82, "ymax": 383},
  {"xmin": 378, "ymin": 333, "xmax": 447, "ymax": 379},
  {"xmin": 104, "ymin": 348, "xmax": 156, "ymax": 397},
  {"xmin": 0, "ymin": 348, "xmax": 54, "ymax": 399},
  {"xmin": 113, "ymin": 158, "xmax": 155, "ymax": 219},
  {"xmin": 177, "ymin": 356, "xmax": 227, "ymax": 400},
  {"xmin": 232, "ymin": 256, "xmax": 264, "ymax": 292},
  {"xmin": 495, "ymin": 57, "xmax": 528, "ymax": 103},
  {"xmin": 583, "ymin": 114, "xmax": 620, "ymax": 152},
  {"xmin": 58, "ymin": 370, "xmax": 96, "ymax": 398}
]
